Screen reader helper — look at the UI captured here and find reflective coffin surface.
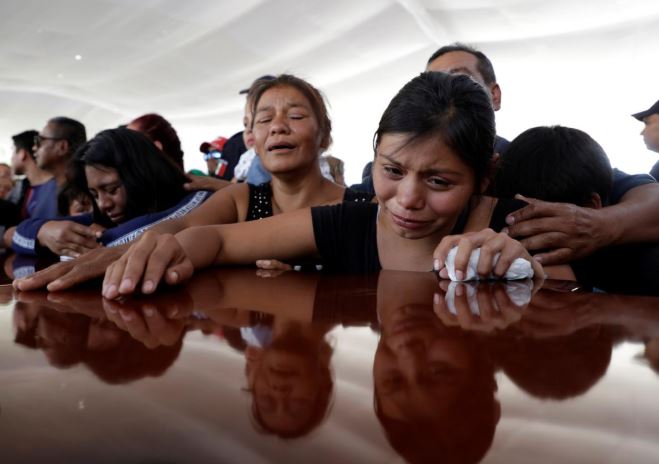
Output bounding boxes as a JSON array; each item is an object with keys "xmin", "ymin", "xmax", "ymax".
[{"xmin": 1, "ymin": 268, "xmax": 659, "ymax": 463}]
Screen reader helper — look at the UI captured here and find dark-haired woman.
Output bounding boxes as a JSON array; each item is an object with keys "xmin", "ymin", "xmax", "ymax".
[
  {"xmin": 11, "ymin": 128, "xmax": 212, "ymax": 257},
  {"xmin": 100, "ymin": 72, "xmax": 543, "ymax": 299}
]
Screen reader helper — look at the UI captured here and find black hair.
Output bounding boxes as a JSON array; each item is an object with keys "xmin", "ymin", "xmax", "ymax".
[
  {"xmin": 249, "ymin": 74, "xmax": 332, "ymax": 150},
  {"xmin": 48, "ymin": 116, "xmax": 87, "ymax": 156},
  {"xmin": 375, "ymin": 71, "xmax": 496, "ymax": 189},
  {"xmin": 57, "ymin": 183, "xmax": 93, "ymax": 216},
  {"xmin": 492, "ymin": 326, "xmax": 612, "ymax": 400},
  {"xmin": 12, "ymin": 129, "xmax": 39, "ymax": 157},
  {"xmin": 427, "ymin": 42, "xmax": 497, "ymax": 84},
  {"xmin": 493, "ymin": 126, "xmax": 613, "ymax": 206},
  {"xmin": 71, "ymin": 128, "xmax": 188, "ymax": 223},
  {"xmin": 84, "ymin": 329, "xmax": 183, "ymax": 384}
]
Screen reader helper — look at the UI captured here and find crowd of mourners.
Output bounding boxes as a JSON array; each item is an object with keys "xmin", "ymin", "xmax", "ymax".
[{"xmin": 2, "ymin": 43, "xmax": 659, "ymax": 295}]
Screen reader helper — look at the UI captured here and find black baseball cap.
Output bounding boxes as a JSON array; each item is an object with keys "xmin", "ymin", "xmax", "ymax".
[{"xmin": 632, "ymin": 100, "xmax": 659, "ymax": 121}]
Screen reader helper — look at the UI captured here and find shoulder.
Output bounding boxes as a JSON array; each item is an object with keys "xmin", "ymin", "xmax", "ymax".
[
  {"xmin": 207, "ymin": 182, "xmax": 250, "ymax": 205},
  {"xmin": 342, "ymin": 187, "xmax": 375, "ymax": 203},
  {"xmin": 610, "ymin": 168, "xmax": 656, "ymax": 204}
]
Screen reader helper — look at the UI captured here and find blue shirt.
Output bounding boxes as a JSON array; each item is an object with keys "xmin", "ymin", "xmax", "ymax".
[
  {"xmin": 27, "ymin": 178, "xmax": 59, "ymax": 219},
  {"xmin": 246, "ymin": 156, "xmax": 272, "ymax": 185}
]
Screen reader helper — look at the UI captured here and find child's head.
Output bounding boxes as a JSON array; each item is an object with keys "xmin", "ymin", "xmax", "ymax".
[
  {"xmin": 57, "ymin": 183, "xmax": 94, "ymax": 216},
  {"xmin": 494, "ymin": 126, "xmax": 613, "ymax": 207}
]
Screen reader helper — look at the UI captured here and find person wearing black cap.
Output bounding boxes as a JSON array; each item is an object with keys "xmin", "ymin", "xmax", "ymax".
[{"xmin": 632, "ymin": 100, "xmax": 659, "ymax": 180}]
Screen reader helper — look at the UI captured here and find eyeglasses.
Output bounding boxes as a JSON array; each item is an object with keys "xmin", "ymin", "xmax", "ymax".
[
  {"xmin": 203, "ymin": 150, "xmax": 223, "ymax": 161},
  {"xmin": 34, "ymin": 134, "xmax": 64, "ymax": 148}
]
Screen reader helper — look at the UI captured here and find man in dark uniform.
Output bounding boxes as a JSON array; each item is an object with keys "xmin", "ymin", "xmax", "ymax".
[{"xmin": 632, "ymin": 100, "xmax": 659, "ymax": 180}]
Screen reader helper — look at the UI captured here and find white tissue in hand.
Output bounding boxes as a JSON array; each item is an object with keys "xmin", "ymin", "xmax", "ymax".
[
  {"xmin": 445, "ymin": 246, "xmax": 533, "ymax": 281},
  {"xmin": 445, "ymin": 280, "xmax": 533, "ymax": 315}
]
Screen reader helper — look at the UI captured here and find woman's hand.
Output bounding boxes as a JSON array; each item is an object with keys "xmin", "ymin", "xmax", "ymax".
[
  {"xmin": 102, "ymin": 231, "xmax": 194, "ymax": 300},
  {"xmin": 433, "ymin": 280, "xmax": 530, "ymax": 332},
  {"xmin": 37, "ymin": 220, "xmax": 102, "ymax": 257},
  {"xmin": 101, "ymin": 290, "xmax": 192, "ymax": 349},
  {"xmin": 433, "ymin": 228, "xmax": 544, "ymax": 280},
  {"xmin": 13, "ymin": 245, "xmax": 127, "ymax": 291}
]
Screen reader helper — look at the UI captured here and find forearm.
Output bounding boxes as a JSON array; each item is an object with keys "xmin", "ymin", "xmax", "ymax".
[
  {"xmin": 3, "ymin": 227, "xmax": 15, "ymax": 248},
  {"xmin": 175, "ymin": 226, "xmax": 225, "ymax": 270},
  {"xmin": 151, "ymin": 217, "xmax": 187, "ymax": 235},
  {"xmin": 602, "ymin": 183, "xmax": 659, "ymax": 246}
]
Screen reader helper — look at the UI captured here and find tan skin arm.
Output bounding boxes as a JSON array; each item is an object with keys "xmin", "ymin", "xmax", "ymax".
[
  {"xmin": 102, "ymin": 207, "xmax": 319, "ymax": 299},
  {"xmin": 506, "ymin": 183, "xmax": 659, "ymax": 265},
  {"xmin": 146, "ymin": 183, "xmax": 245, "ymax": 234},
  {"xmin": 186, "ymin": 268, "xmax": 318, "ymax": 322}
]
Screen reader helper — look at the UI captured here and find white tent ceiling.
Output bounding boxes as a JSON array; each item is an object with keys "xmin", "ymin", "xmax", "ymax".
[{"xmin": 1, "ymin": 0, "xmax": 658, "ymax": 182}]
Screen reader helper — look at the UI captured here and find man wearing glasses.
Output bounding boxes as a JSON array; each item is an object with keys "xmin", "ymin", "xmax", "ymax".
[
  {"xmin": 3, "ymin": 117, "xmax": 86, "ymax": 250},
  {"xmin": 8, "ymin": 129, "xmax": 51, "ymax": 217},
  {"xmin": 29, "ymin": 117, "xmax": 86, "ymax": 219}
]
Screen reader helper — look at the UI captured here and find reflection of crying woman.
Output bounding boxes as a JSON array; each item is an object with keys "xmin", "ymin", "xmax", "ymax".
[
  {"xmin": 374, "ymin": 271, "xmax": 500, "ymax": 464},
  {"xmin": 243, "ymin": 319, "xmax": 334, "ymax": 439}
]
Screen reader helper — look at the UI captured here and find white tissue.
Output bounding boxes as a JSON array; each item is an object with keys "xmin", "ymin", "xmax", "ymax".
[
  {"xmin": 445, "ymin": 246, "xmax": 533, "ymax": 281},
  {"xmin": 445, "ymin": 280, "xmax": 533, "ymax": 315}
]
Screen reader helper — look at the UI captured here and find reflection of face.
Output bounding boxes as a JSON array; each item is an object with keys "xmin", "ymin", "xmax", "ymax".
[
  {"xmin": 245, "ymin": 324, "xmax": 332, "ymax": 437},
  {"xmin": 86, "ymin": 321, "xmax": 123, "ymax": 351},
  {"xmin": 243, "ymin": 100, "xmax": 256, "ymax": 149},
  {"xmin": 426, "ymin": 51, "xmax": 500, "ymax": 111},
  {"xmin": 373, "ymin": 133, "xmax": 476, "ymax": 240},
  {"xmin": 641, "ymin": 114, "xmax": 659, "ymax": 152},
  {"xmin": 36, "ymin": 310, "xmax": 88, "ymax": 367},
  {"xmin": 85, "ymin": 165, "xmax": 127, "ymax": 223},
  {"xmin": 250, "ymin": 345, "xmax": 320, "ymax": 434},
  {"xmin": 375, "ymin": 304, "xmax": 472, "ymax": 419},
  {"xmin": 252, "ymin": 85, "xmax": 322, "ymax": 175}
]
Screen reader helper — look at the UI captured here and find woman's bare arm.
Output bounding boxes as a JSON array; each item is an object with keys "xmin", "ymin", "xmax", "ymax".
[{"xmin": 102, "ymin": 207, "xmax": 318, "ymax": 299}]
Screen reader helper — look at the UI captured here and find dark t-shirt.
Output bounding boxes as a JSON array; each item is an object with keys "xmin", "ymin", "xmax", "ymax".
[
  {"xmin": 217, "ymin": 131, "xmax": 247, "ymax": 181},
  {"xmin": 0, "ymin": 199, "xmax": 20, "ymax": 227},
  {"xmin": 311, "ymin": 198, "xmax": 525, "ymax": 272},
  {"xmin": 650, "ymin": 161, "xmax": 659, "ymax": 181},
  {"xmin": 610, "ymin": 168, "xmax": 655, "ymax": 204}
]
